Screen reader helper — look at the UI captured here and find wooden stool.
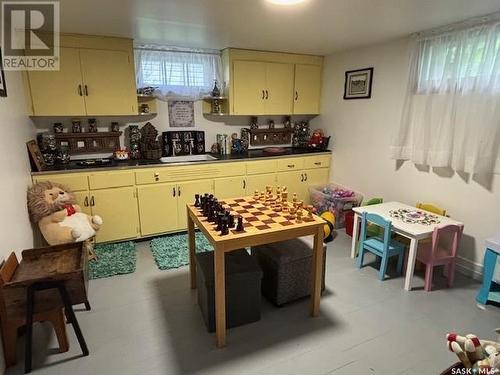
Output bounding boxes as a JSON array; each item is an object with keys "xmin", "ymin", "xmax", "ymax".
[
  {"xmin": 0, "ymin": 253, "xmax": 69, "ymax": 369},
  {"xmin": 476, "ymin": 235, "xmax": 500, "ymax": 306}
]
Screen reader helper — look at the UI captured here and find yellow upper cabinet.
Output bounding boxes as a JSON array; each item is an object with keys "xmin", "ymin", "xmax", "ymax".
[
  {"xmin": 224, "ymin": 48, "xmax": 323, "ymax": 116},
  {"xmin": 265, "ymin": 63, "xmax": 294, "ymax": 115},
  {"xmin": 80, "ymin": 49, "xmax": 137, "ymax": 116},
  {"xmin": 25, "ymin": 34, "xmax": 137, "ymax": 116},
  {"xmin": 232, "ymin": 61, "xmax": 266, "ymax": 115},
  {"xmin": 27, "ymin": 47, "xmax": 86, "ymax": 116},
  {"xmin": 293, "ymin": 64, "xmax": 322, "ymax": 115}
]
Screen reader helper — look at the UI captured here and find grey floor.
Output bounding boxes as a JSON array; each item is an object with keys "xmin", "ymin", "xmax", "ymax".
[{"xmin": 6, "ymin": 231, "xmax": 500, "ymax": 375}]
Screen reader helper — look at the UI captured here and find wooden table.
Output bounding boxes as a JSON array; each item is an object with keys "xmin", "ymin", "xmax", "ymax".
[
  {"xmin": 187, "ymin": 196, "xmax": 325, "ymax": 348},
  {"xmin": 350, "ymin": 202, "xmax": 464, "ymax": 291}
]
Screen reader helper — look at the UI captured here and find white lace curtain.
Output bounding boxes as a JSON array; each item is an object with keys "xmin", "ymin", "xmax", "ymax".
[
  {"xmin": 390, "ymin": 18, "xmax": 500, "ymax": 175},
  {"xmin": 135, "ymin": 46, "xmax": 223, "ymax": 100}
]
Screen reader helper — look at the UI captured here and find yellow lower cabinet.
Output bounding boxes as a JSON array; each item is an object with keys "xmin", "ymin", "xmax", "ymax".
[
  {"xmin": 74, "ymin": 191, "xmax": 92, "ymax": 216},
  {"xmin": 90, "ymin": 187, "xmax": 139, "ymax": 243},
  {"xmin": 137, "ymin": 183, "xmax": 178, "ymax": 236},
  {"xmin": 277, "ymin": 171, "xmax": 305, "ymax": 201},
  {"xmin": 214, "ymin": 177, "xmax": 246, "ymax": 199},
  {"xmin": 245, "ymin": 173, "xmax": 277, "ymax": 195},
  {"xmin": 177, "ymin": 179, "xmax": 213, "ymax": 230}
]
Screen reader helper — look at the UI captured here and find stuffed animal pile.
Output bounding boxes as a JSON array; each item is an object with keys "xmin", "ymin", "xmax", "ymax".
[
  {"xmin": 447, "ymin": 330, "xmax": 500, "ymax": 372},
  {"xmin": 27, "ymin": 181, "xmax": 102, "ymax": 245}
]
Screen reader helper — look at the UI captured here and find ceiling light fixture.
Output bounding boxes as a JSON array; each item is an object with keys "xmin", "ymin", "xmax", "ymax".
[{"xmin": 267, "ymin": 0, "xmax": 307, "ymax": 5}]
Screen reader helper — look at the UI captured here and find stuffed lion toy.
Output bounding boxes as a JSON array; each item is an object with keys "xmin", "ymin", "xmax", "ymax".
[{"xmin": 27, "ymin": 181, "xmax": 103, "ymax": 245}]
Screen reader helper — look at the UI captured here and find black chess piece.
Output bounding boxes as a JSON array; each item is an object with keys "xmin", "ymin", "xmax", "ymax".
[
  {"xmin": 216, "ymin": 213, "xmax": 224, "ymax": 231},
  {"xmin": 235, "ymin": 216, "xmax": 244, "ymax": 231},
  {"xmin": 221, "ymin": 216, "xmax": 229, "ymax": 235},
  {"xmin": 228, "ymin": 214, "xmax": 235, "ymax": 228},
  {"xmin": 208, "ymin": 207, "xmax": 216, "ymax": 222},
  {"xmin": 195, "ymin": 194, "xmax": 200, "ymax": 207}
]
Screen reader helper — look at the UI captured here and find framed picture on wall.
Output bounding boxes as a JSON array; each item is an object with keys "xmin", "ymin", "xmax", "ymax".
[
  {"xmin": 0, "ymin": 49, "xmax": 6, "ymax": 97},
  {"xmin": 343, "ymin": 67, "xmax": 373, "ymax": 99}
]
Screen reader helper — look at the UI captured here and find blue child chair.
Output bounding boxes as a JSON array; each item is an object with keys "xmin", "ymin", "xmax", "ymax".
[{"xmin": 357, "ymin": 212, "xmax": 406, "ymax": 281}]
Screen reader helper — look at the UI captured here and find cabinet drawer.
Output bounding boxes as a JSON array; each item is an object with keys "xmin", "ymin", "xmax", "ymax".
[
  {"xmin": 88, "ymin": 171, "xmax": 135, "ymax": 189},
  {"xmin": 277, "ymin": 158, "xmax": 304, "ymax": 172},
  {"xmin": 303, "ymin": 155, "xmax": 331, "ymax": 169},
  {"xmin": 33, "ymin": 173, "xmax": 89, "ymax": 192},
  {"xmin": 246, "ymin": 160, "xmax": 277, "ymax": 175},
  {"xmin": 136, "ymin": 163, "xmax": 246, "ymax": 185}
]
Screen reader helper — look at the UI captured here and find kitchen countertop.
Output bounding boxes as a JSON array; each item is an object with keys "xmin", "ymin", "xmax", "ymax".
[{"xmin": 31, "ymin": 148, "xmax": 331, "ymax": 175}]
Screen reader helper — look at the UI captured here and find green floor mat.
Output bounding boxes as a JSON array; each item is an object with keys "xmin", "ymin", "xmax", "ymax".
[
  {"xmin": 150, "ymin": 232, "xmax": 213, "ymax": 270},
  {"xmin": 89, "ymin": 241, "xmax": 137, "ymax": 279}
]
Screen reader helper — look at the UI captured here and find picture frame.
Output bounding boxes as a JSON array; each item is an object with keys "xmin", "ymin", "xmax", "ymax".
[
  {"xmin": 343, "ymin": 67, "xmax": 373, "ymax": 100},
  {"xmin": 26, "ymin": 140, "xmax": 46, "ymax": 172},
  {"xmin": 168, "ymin": 100, "xmax": 195, "ymax": 128},
  {"xmin": 0, "ymin": 49, "xmax": 6, "ymax": 97}
]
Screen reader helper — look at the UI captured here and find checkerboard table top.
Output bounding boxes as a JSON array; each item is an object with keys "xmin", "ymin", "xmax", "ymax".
[{"xmin": 188, "ymin": 196, "xmax": 324, "ymax": 243}]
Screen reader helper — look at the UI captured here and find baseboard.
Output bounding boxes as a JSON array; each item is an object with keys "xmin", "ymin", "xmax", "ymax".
[{"xmin": 455, "ymin": 256, "xmax": 483, "ymax": 281}]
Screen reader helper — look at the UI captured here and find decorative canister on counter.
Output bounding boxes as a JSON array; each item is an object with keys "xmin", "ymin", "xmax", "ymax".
[
  {"xmin": 56, "ymin": 146, "xmax": 71, "ymax": 164},
  {"xmin": 71, "ymin": 119, "xmax": 82, "ymax": 133},
  {"xmin": 88, "ymin": 118, "xmax": 98, "ymax": 132},
  {"xmin": 110, "ymin": 122, "xmax": 120, "ymax": 132},
  {"xmin": 128, "ymin": 125, "xmax": 141, "ymax": 159},
  {"xmin": 53, "ymin": 122, "xmax": 64, "ymax": 133},
  {"xmin": 240, "ymin": 128, "xmax": 250, "ymax": 152}
]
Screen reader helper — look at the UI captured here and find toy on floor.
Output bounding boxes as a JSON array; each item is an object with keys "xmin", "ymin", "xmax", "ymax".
[
  {"xmin": 27, "ymin": 181, "xmax": 102, "ymax": 260},
  {"xmin": 320, "ymin": 211, "xmax": 336, "ymax": 243},
  {"xmin": 446, "ymin": 330, "xmax": 500, "ymax": 372}
]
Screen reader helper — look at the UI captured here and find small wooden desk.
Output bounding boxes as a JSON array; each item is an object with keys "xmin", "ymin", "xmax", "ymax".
[
  {"xmin": 350, "ymin": 202, "xmax": 464, "ymax": 291},
  {"xmin": 187, "ymin": 196, "xmax": 325, "ymax": 348}
]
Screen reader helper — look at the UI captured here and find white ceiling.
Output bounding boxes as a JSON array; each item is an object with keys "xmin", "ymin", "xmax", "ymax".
[{"xmin": 60, "ymin": 0, "xmax": 500, "ymax": 55}]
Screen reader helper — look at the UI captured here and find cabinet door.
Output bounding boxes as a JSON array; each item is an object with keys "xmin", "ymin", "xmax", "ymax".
[
  {"xmin": 265, "ymin": 62, "xmax": 294, "ymax": 115},
  {"xmin": 80, "ymin": 49, "xmax": 137, "ymax": 115},
  {"xmin": 232, "ymin": 60, "xmax": 266, "ymax": 115},
  {"xmin": 74, "ymin": 191, "xmax": 91, "ymax": 216},
  {"xmin": 91, "ymin": 187, "xmax": 139, "ymax": 243},
  {"xmin": 293, "ymin": 64, "xmax": 322, "ymax": 115},
  {"xmin": 28, "ymin": 47, "xmax": 85, "ymax": 116},
  {"xmin": 245, "ymin": 174, "xmax": 276, "ymax": 195},
  {"xmin": 214, "ymin": 177, "xmax": 246, "ymax": 199},
  {"xmin": 137, "ymin": 184, "xmax": 178, "ymax": 236},
  {"xmin": 303, "ymin": 168, "xmax": 329, "ymax": 204},
  {"xmin": 276, "ymin": 171, "xmax": 305, "ymax": 201},
  {"xmin": 177, "ymin": 179, "xmax": 214, "ymax": 230}
]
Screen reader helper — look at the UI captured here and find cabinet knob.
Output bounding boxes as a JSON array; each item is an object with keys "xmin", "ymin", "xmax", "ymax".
[
  {"xmin": 304, "ymin": 173, "xmax": 308, "ymax": 181},
  {"xmin": 78, "ymin": 85, "xmax": 83, "ymax": 96},
  {"xmin": 295, "ymin": 91, "xmax": 298, "ymax": 101},
  {"xmin": 314, "ymin": 162, "xmax": 321, "ymax": 166},
  {"xmin": 300, "ymin": 173, "xmax": 304, "ymax": 182},
  {"xmin": 84, "ymin": 85, "xmax": 89, "ymax": 96},
  {"xmin": 287, "ymin": 164, "xmax": 295, "ymax": 168},
  {"xmin": 90, "ymin": 196, "xmax": 95, "ymax": 206},
  {"xmin": 154, "ymin": 172, "xmax": 160, "ymax": 181},
  {"xmin": 261, "ymin": 90, "xmax": 265, "ymax": 99},
  {"xmin": 84, "ymin": 196, "xmax": 89, "ymax": 207},
  {"xmin": 173, "ymin": 187, "xmax": 176, "ymax": 197},
  {"xmin": 265, "ymin": 90, "xmax": 269, "ymax": 99}
]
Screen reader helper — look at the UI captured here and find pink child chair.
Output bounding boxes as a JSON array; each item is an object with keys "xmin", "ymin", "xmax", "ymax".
[{"xmin": 416, "ymin": 224, "xmax": 464, "ymax": 292}]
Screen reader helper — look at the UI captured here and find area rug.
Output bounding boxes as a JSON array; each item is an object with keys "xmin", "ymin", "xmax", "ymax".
[
  {"xmin": 150, "ymin": 232, "xmax": 213, "ymax": 270},
  {"xmin": 89, "ymin": 241, "xmax": 137, "ymax": 279}
]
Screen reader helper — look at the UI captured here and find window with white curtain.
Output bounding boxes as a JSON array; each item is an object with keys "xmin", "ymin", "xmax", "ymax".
[
  {"xmin": 391, "ymin": 16, "xmax": 500, "ymax": 175},
  {"xmin": 135, "ymin": 46, "xmax": 222, "ymax": 100}
]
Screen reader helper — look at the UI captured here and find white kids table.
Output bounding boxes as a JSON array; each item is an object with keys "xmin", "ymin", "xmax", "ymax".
[{"xmin": 350, "ymin": 202, "xmax": 464, "ymax": 291}]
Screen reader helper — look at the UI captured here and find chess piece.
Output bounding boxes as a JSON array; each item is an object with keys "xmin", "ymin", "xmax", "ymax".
[
  {"xmin": 221, "ymin": 216, "xmax": 229, "ymax": 235},
  {"xmin": 216, "ymin": 213, "xmax": 224, "ymax": 231},
  {"xmin": 195, "ymin": 194, "xmax": 200, "ymax": 207},
  {"xmin": 289, "ymin": 207, "xmax": 296, "ymax": 220},
  {"xmin": 235, "ymin": 216, "xmax": 244, "ymax": 231},
  {"xmin": 296, "ymin": 209, "xmax": 303, "ymax": 223},
  {"xmin": 292, "ymin": 193, "xmax": 298, "ymax": 204},
  {"xmin": 228, "ymin": 214, "xmax": 235, "ymax": 228},
  {"xmin": 282, "ymin": 186, "xmax": 287, "ymax": 192},
  {"xmin": 208, "ymin": 206, "xmax": 216, "ymax": 222},
  {"xmin": 253, "ymin": 190, "xmax": 259, "ymax": 200},
  {"xmin": 306, "ymin": 205, "xmax": 314, "ymax": 218}
]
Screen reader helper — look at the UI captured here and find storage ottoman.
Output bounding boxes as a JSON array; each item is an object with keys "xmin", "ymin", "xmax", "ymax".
[
  {"xmin": 196, "ymin": 250, "xmax": 263, "ymax": 333},
  {"xmin": 251, "ymin": 237, "xmax": 327, "ymax": 306}
]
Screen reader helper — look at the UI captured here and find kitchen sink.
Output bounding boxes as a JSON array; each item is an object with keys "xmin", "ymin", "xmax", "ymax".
[{"xmin": 159, "ymin": 154, "xmax": 218, "ymax": 163}]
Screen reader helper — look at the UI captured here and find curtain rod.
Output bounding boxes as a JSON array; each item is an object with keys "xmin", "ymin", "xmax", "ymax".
[
  {"xmin": 134, "ymin": 44, "xmax": 221, "ymax": 56},
  {"xmin": 413, "ymin": 11, "xmax": 500, "ymax": 38}
]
